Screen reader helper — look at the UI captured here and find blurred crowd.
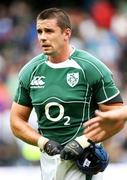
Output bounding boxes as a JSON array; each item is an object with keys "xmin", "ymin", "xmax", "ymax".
[{"xmin": 1, "ymin": 0, "xmax": 127, "ymax": 166}]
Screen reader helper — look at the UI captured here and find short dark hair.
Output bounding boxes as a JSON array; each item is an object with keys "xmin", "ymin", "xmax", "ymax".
[{"xmin": 37, "ymin": 8, "xmax": 72, "ymax": 31}]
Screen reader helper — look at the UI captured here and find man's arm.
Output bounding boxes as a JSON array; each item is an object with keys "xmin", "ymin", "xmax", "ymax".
[
  {"xmin": 10, "ymin": 102, "xmax": 42, "ymax": 145},
  {"xmin": 84, "ymin": 103, "xmax": 126, "ymax": 142},
  {"xmin": 10, "ymin": 102, "xmax": 62, "ymax": 155}
]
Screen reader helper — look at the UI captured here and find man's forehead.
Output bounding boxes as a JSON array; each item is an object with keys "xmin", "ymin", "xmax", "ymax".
[{"xmin": 36, "ymin": 18, "xmax": 58, "ymax": 28}]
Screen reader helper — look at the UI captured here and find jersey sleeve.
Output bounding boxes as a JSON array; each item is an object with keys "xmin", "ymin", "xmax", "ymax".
[
  {"xmin": 14, "ymin": 81, "xmax": 33, "ymax": 107},
  {"xmin": 72, "ymin": 50, "xmax": 121, "ymax": 104},
  {"xmin": 92, "ymin": 71, "xmax": 120, "ymax": 104},
  {"xmin": 13, "ymin": 53, "xmax": 45, "ymax": 107},
  {"xmin": 79, "ymin": 52, "xmax": 121, "ymax": 104}
]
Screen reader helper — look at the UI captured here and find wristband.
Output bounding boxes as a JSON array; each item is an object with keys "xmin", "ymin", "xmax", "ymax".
[
  {"xmin": 75, "ymin": 135, "xmax": 90, "ymax": 148},
  {"xmin": 37, "ymin": 136, "xmax": 49, "ymax": 150}
]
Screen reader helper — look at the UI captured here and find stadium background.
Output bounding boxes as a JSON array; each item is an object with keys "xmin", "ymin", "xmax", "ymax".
[{"xmin": 0, "ymin": 0, "xmax": 127, "ymax": 179}]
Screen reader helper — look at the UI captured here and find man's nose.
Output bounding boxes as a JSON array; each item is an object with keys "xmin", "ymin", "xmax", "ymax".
[{"xmin": 40, "ymin": 32, "xmax": 47, "ymax": 41}]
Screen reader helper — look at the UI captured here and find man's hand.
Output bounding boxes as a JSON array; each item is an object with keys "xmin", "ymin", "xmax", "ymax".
[
  {"xmin": 60, "ymin": 140, "xmax": 84, "ymax": 160},
  {"xmin": 37, "ymin": 137, "xmax": 62, "ymax": 156},
  {"xmin": 60, "ymin": 135, "xmax": 91, "ymax": 160},
  {"xmin": 84, "ymin": 109, "xmax": 125, "ymax": 142},
  {"xmin": 44, "ymin": 140, "xmax": 62, "ymax": 156}
]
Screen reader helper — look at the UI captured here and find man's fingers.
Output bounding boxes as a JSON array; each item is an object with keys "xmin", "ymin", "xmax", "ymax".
[
  {"xmin": 84, "ymin": 110, "xmax": 108, "ymax": 128},
  {"xmin": 94, "ymin": 130, "xmax": 107, "ymax": 142},
  {"xmin": 95, "ymin": 110, "xmax": 102, "ymax": 116},
  {"xmin": 95, "ymin": 110, "xmax": 110, "ymax": 119},
  {"xmin": 85, "ymin": 129, "xmax": 107, "ymax": 143},
  {"xmin": 84, "ymin": 127, "xmax": 102, "ymax": 141},
  {"xmin": 84, "ymin": 122, "xmax": 99, "ymax": 133},
  {"xmin": 84, "ymin": 116, "xmax": 102, "ymax": 127}
]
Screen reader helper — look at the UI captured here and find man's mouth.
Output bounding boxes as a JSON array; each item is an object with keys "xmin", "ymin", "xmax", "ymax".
[{"xmin": 42, "ymin": 44, "xmax": 50, "ymax": 48}]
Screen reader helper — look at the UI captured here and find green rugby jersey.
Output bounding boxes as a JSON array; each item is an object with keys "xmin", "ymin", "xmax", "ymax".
[{"xmin": 14, "ymin": 48, "xmax": 120, "ymax": 145}]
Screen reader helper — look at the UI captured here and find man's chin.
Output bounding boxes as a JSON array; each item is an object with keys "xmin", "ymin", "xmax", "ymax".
[
  {"xmin": 43, "ymin": 51, "xmax": 55, "ymax": 56},
  {"xmin": 43, "ymin": 51, "xmax": 51, "ymax": 55}
]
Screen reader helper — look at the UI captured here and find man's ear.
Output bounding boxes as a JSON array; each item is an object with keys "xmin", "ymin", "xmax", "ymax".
[{"xmin": 64, "ymin": 28, "xmax": 71, "ymax": 41}]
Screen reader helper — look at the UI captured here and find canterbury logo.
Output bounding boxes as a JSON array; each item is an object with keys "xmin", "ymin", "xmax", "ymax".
[{"xmin": 30, "ymin": 76, "xmax": 45, "ymax": 88}]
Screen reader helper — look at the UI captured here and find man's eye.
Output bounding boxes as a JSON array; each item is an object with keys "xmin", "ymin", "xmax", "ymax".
[{"xmin": 37, "ymin": 29, "xmax": 42, "ymax": 34}]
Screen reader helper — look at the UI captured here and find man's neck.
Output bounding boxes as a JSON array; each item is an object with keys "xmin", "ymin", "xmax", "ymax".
[{"xmin": 48, "ymin": 46, "xmax": 73, "ymax": 63}]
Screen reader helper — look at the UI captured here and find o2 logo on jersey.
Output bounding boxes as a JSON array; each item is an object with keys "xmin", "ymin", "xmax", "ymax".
[
  {"xmin": 45, "ymin": 102, "xmax": 71, "ymax": 126},
  {"xmin": 67, "ymin": 72, "xmax": 79, "ymax": 87}
]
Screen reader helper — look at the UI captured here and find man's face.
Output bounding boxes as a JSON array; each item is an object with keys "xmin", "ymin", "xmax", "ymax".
[{"xmin": 36, "ymin": 18, "xmax": 71, "ymax": 56}]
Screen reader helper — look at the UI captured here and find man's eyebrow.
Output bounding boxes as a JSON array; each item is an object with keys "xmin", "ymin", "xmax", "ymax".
[{"xmin": 45, "ymin": 28, "xmax": 54, "ymax": 31}]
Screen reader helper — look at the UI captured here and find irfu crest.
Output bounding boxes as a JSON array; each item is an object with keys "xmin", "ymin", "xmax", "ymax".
[{"xmin": 67, "ymin": 72, "xmax": 79, "ymax": 87}]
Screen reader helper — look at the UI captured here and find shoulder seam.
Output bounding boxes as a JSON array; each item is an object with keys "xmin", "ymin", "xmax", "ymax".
[
  {"xmin": 19, "ymin": 54, "xmax": 45, "ymax": 78},
  {"xmin": 72, "ymin": 56, "xmax": 110, "ymax": 78}
]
